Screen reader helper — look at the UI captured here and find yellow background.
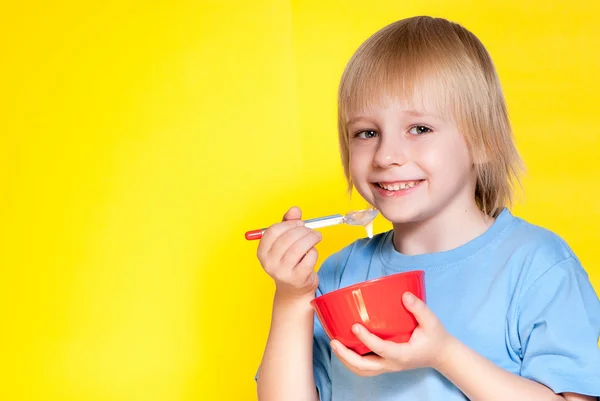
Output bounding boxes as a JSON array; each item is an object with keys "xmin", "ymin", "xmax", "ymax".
[{"xmin": 1, "ymin": 1, "xmax": 599, "ymax": 400}]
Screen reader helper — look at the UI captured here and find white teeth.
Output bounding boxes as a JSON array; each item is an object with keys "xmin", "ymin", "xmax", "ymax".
[{"xmin": 379, "ymin": 180, "xmax": 421, "ymax": 191}]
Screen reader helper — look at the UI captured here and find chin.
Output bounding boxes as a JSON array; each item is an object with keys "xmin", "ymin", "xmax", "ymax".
[{"xmin": 374, "ymin": 203, "xmax": 429, "ymax": 225}]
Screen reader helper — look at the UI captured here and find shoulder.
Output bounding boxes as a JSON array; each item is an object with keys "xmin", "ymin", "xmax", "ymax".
[
  {"xmin": 501, "ymin": 212, "xmax": 578, "ymax": 262},
  {"xmin": 500, "ymin": 211, "xmax": 587, "ymax": 294},
  {"xmin": 316, "ymin": 232, "xmax": 389, "ymax": 294}
]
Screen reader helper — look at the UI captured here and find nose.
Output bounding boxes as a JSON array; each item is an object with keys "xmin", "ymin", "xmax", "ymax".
[{"xmin": 373, "ymin": 134, "xmax": 408, "ymax": 168}]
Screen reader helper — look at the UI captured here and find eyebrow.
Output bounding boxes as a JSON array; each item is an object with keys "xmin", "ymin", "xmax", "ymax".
[
  {"xmin": 345, "ymin": 117, "xmax": 369, "ymax": 126},
  {"xmin": 346, "ymin": 110, "xmax": 443, "ymax": 126}
]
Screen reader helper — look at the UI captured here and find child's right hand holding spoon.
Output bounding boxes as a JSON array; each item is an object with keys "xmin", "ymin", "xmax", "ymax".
[{"xmin": 256, "ymin": 206, "xmax": 322, "ymax": 299}]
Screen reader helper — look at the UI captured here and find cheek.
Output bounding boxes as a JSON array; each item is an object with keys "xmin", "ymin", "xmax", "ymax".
[
  {"xmin": 418, "ymin": 141, "xmax": 447, "ymax": 172},
  {"xmin": 419, "ymin": 137, "xmax": 473, "ymax": 175},
  {"xmin": 348, "ymin": 147, "xmax": 371, "ymax": 174},
  {"xmin": 348, "ymin": 162, "xmax": 363, "ymax": 183}
]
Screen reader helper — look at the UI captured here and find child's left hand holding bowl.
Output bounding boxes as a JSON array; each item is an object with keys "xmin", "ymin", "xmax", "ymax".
[{"xmin": 331, "ymin": 291, "xmax": 456, "ymax": 376}]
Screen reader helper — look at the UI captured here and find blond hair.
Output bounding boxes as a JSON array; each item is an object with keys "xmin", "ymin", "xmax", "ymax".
[{"xmin": 337, "ymin": 16, "xmax": 523, "ymax": 217}]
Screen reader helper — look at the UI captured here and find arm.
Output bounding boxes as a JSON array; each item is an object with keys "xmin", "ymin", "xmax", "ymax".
[
  {"xmin": 437, "ymin": 337, "xmax": 596, "ymax": 401},
  {"xmin": 257, "ymin": 292, "xmax": 319, "ymax": 401},
  {"xmin": 255, "ymin": 207, "xmax": 322, "ymax": 401}
]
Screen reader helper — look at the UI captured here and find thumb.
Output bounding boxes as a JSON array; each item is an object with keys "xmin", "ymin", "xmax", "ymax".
[
  {"xmin": 283, "ymin": 206, "xmax": 302, "ymax": 222},
  {"xmin": 402, "ymin": 292, "xmax": 436, "ymax": 328}
]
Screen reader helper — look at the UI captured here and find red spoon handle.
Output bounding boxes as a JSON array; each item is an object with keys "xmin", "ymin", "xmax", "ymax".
[{"xmin": 245, "ymin": 229, "xmax": 265, "ymax": 240}]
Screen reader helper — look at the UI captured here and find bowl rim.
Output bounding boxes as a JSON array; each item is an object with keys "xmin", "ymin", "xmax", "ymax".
[{"xmin": 310, "ymin": 269, "xmax": 424, "ymax": 305}]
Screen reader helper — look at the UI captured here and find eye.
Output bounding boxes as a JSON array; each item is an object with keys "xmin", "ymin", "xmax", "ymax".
[
  {"xmin": 355, "ymin": 130, "xmax": 379, "ymax": 139},
  {"xmin": 408, "ymin": 126, "xmax": 432, "ymax": 135}
]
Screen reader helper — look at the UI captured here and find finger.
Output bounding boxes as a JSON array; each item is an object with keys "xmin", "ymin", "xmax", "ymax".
[
  {"xmin": 291, "ymin": 248, "xmax": 319, "ymax": 287},
  {"xmin": 351, "ymin": 324, "xmax": 393, "ymax": 359},
  {"xmin": 330, "ymin": 340, "xmax": 386, "ymax": 377},
  {"xmin": 295, "ymin": 247, "xmax": 318, "ymax": 273},
  {"xmin": 283, "ymin": 206, "xmax": 302, "ymax": 221},
  {"xmin": 270, "ymin": 226, "xmax": 319, "ymax": 264},
  {"xmin": 402, "ymin": 292, "xmax": 437, "ymax": 329},
  {"xmin": 353, "ymin": 324, "xmax": 412, "ymax": 365},
  {"xmin": 257, "ymin": 220, "xmax": 304, "ymax": 260},
  {"xmin": 273, "ymin": 229, "xmax": 322, "ymax": 268}
]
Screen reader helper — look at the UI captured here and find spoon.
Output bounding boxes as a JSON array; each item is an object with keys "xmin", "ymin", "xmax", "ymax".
[{"xmin": 244, "ymin": 208, "xmax": 379, "ymax": 241}]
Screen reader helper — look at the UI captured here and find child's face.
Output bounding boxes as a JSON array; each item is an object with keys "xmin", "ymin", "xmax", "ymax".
[{"xmin": 347, "ymin": 96, "xmax": 477, "ymax": 225}]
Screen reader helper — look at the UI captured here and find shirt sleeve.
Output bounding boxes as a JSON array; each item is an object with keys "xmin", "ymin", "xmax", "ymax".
[
  {"xmin": 312, "ymin": 241, "xmax": 358, "ymax": 400},
  {"xmin": 313, "ymin": 284, "xmax": 333, "ymax": 401},
  {"xmin": 515, "ymin": 256, "xmax": 600, "ymax": 396}
]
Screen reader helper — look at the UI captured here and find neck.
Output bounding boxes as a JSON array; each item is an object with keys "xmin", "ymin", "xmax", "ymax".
[{"xmin": 391, "ymin": 200, "xmax": 495, "ymax": 256}]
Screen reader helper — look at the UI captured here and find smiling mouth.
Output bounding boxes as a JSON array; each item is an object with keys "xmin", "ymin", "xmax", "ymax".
[{"xmin": 376, "ymin": 180, "xmax": 424, "ymax": 191}]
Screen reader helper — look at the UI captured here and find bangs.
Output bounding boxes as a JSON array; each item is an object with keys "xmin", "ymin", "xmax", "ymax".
[
  {"xmin": 339, "ymin": 48, "xmax": 456, "ymax": 123},
  {"xmin": 338, "ymin": 19, "xmax": 477, "ymax": 126}
]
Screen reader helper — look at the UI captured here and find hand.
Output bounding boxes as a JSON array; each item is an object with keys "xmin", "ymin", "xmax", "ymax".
[
  {"xmin": 331, "ymin": 292, "xmax": 455, "ymax": 376},
  {"xmin": 257, "ymin": 206, "xmax": 322, "ymax": 298}
]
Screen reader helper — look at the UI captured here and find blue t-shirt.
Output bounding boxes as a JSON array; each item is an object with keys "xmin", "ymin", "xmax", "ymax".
[{"xmin": 313, "ymin": 209, "xmax": 600, "ymax": 400}]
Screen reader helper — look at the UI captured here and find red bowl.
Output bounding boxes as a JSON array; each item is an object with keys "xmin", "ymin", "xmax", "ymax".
[{"xmin": 310, "ymin": 270, "xmax": 425, "ymax": 355}]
